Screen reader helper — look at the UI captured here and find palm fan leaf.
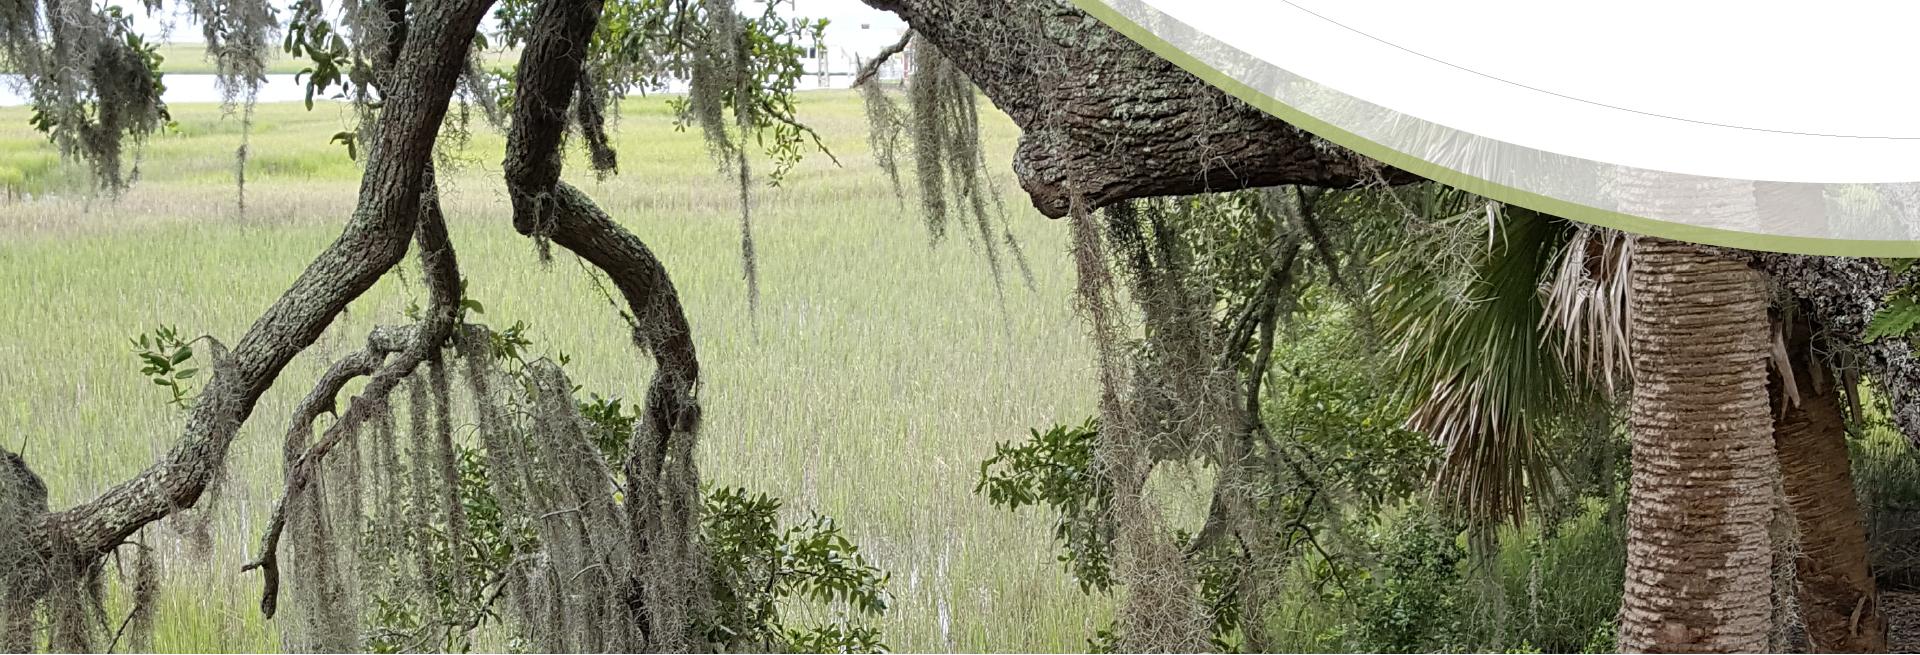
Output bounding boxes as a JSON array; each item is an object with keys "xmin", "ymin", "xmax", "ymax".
[
  {"xmin": 1541, "ymin": 224, "xmax": 1635, "ymax": 394},
  {"xmin": 1374, "ymin": 199, "xmax": 1603, "ymax": 527}
]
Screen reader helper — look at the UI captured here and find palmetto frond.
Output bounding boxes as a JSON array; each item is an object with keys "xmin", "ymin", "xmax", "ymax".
[
  {"xmin": 1375, "ymin": 198, "xmax": 1606, "ymax": 527},
  {"xmin": 1542, "ymin": 224, "xmax": 1635, "ymax": 395}
]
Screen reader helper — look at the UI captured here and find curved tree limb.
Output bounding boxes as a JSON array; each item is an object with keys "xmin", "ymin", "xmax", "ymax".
[
  {"xmin": 544, "ymin": 183, "xmax": 704, "ymax": 437},
  {"xmin": 504, "ymin": 2, "xmax": 702, "ymax": 646},
  {"xmin": 243, "ymin": 168, "xmax": 466, "ymax": 618},
  {"xmin": 26, "ymin": 0, "xmax": 495, "ymax": 586},
  {"xmin": 237, "ymin": 4, "xmax": 499, "ymax": 615},
  {"xmin": 503, "ymin": 0, "xmax": 608, "ymax": 237},
  {"xmin": 243, "ymin": 344, "xmax": 385, "ymax": 620},
  {"xmin": 852, "ymin": 30, "xmax": 912, "ymax": 87},
  {"xmin": 858, "ymin": 0, "xmax": 1411, "ymax": 217},
  {"xmin": 503, "ymin": 0, "xmax": 698, "ymax": 444}
]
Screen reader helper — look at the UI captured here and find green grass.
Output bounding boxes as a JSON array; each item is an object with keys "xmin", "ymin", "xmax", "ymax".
[{"xmin": 0, "ymin": 92, "xmax": 1112, "ymax": 651}]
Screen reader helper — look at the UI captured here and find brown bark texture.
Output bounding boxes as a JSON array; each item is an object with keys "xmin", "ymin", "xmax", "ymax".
[
  {"xmin": 858, "ymin": 0, "xmax": 1408, "ymax": 218},
  {"xmin": 1622, "ymin": 236, "xmax": 1778, "ymax": 653},
  {"xmin": 31, "ymin": 0, "xmax": 494, "ymax": 567},
  {"xmin": 1752, "ymin": 252, "xmax": 1920, "ymax": 448},
  {"xmin": 503, "ymin": 0, "xmax": 605, "ymax": 234},
  {"xmin": 1773, "ymin": 314, "xmax": 1888, "ymax": 653}
]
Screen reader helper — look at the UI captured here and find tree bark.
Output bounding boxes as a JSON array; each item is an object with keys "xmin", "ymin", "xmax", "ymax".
[
  {"xmin": 1621, "ymin": 236, "xmax": 1777, "ymax": 653},
  {"xmin": 502, "ymin": 0, "xmax": 605, "ymax": 234},
  {"xmin": 1772, "ymin": 312, "xmax": 1887, "ymax": 653},
  {"xmin": 857, "ymin": 0, "xmax": 1407, "ymax": 217},
  {"xmin": 1752, "ymin": 252, "xmax": 1920, "ymax": 448},
  {"xmin": 504, "ymin": 1, "xmax": 703, "ymax": 648},
  {"xmin": 23, "ymin": 0, "xmax": 495, "ymax": 581},
  {"xmin": 247, "ymin": 166, "xmax": 466, "ymax": 622}
]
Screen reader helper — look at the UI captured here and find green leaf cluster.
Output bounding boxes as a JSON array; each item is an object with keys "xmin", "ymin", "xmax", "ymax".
[
  {"xmin": 130, "ymin": 325, "xmax": 198, "ymax": 409},
  {"xmin": 974, "ymin": 418, "xmax": 1113, "ymax": 593},
  {"xmin": 701, "ymin": 486, "xmax": 892, "ymax": 652}
]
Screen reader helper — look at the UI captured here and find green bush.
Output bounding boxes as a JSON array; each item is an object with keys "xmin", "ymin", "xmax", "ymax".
[
  {"xmin": 974, "ymin": 418, "xmax": 1112, "ymax": 593},
  {"xmin": 1341, "ymin": 508, "xmax": 1469, "ymax": 653},
  {"xmin": 363, "ymin": 372, "xmax": 891, "ymax": 653},
  {"xmin": 1484, "ymin": 498, "xmax": 1625, "ymax": 653}
]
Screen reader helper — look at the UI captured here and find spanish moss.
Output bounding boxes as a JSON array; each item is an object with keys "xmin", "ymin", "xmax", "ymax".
[
  {"xmin": 405, "ymin": 374, "xmax": 440, "ymax": 601},
  {"xmin": 122, "ymin": 540, "xmax": 157, "ymax": 654},
  {"xmin": 0, "ymin": 448, "xmax": 48, "ymax": 653},
  {"xmin": 859, "ymin": 67, "xmax": 908, "ymax": 210},
  {"xmin": 909, "ymin": 39, "xmax": 955, "ymax": 243},
  {"xmin": 427, "ymin": 357, "xmax": 468, "ymax": 584}
]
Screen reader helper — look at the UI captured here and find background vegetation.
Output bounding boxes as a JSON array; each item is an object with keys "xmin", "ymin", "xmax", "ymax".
[{"xmin": 2, "ymin": 90, "xmax": 1915, "ymax": 652}]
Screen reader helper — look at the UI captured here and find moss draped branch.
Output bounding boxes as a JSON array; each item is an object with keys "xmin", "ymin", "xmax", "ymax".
[
  {"xmin": 504, "ymin": 2, "xmax": 704, "ymax": 645},
  {"xmin": 859, "ymin": 0, "xmax": 1409, "ymax": 216},
  {"xmin": 21, "ymin": 0, "xmax": 494, "ymax": 594},
  {"xmin": 243, "ymin": 167, "xmax": 465, "ymax": 618}
]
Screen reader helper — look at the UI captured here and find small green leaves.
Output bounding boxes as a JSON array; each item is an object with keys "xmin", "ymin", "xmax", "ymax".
[
  {"xmin": 284, "ymin": 15, "xmax": 360, "ymax": 111},
  {"xmin": 578, "ymin": 393, "xmax": 639, "ymax": 465},
  {"xmin": 975, "ymin": 418, "xmax": 1113, "ymax": 593},
  {"xmin": 1865, "ymin": 258, "xmax": 1920, "ymax": 344},
  {"xmin": 330, "ymin": 130, "xmax": 358, "ymax": 160},
  {"xmin": 1866, "ymin": 296, "xmax": 1920, "ymax": 343},
  {"xmin": 130, "ymin": 325, "xmax": 199, "ymax": 409},
  {"xmin": 456, "ymin": 278, "xmax": 486, "ymax": 318},
  {"xmin": 784, "ymin": 623, "xmax": 886, "ymax": 654},
  {"xmin": 703, "ymin": 486, "xmax": 891, "ymax": 651},
  {"xmin": 489, "ymin": 320, "xmax": 534, "ymax": 362}
]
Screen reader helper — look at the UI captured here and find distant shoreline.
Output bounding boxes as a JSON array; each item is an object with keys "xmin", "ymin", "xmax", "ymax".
[
  {"xmin": 0, "ymin": 70, "xmax": 884, "ymax": 108},
  {"xmin": 0, "ymin": 42, "xmax": 522, "ymax": 76}
]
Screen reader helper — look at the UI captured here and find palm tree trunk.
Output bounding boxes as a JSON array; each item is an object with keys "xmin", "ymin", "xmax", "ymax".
[
  {"xmin": 1621, "ymin": 236, "xmax": 1777, "ymax": 652},
  {"xmin": 1773, "ymin": 314, "xmax": 1887, "ymax": 652}
]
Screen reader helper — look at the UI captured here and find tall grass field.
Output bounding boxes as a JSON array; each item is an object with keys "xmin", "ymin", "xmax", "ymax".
[{"xmin": 0, "ymin": 91, "xmax": 1116, "ymax": 651}]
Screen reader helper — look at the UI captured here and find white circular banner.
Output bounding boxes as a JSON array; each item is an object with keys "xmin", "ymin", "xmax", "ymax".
[{"xmin": 1077, "ymin": 0, "xmax": 1920, "ymax": 255}]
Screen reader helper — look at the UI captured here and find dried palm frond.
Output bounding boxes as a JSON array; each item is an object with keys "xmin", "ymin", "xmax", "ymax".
[{"xmin": 1541, "ymin": 224, "xmax": 1635, "ymax": 394}]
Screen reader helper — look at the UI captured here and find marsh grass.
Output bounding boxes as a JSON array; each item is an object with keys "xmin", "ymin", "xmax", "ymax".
[{"xmin": 0, "ymin": 91, "xmax": 1113, "ymax": 651}]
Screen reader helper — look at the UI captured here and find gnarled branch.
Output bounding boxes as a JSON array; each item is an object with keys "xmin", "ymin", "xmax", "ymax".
[
  {"xmin": 858, "ymin": 0, "xmax": 1409, "ymax": 217},
  {"xmin": 244, "ymin": 166, "xmax": 466, "ymax": 618},
  {"xmin": 503, "ymin": 0, "xmax": 609, "ymax": 236},
  {"xmin": 32, "ymin": 0, "xmax": 495, "ymax": 572},
  {"xmin": 504, "ymin": 0, "xmax": 699, "ymax": 445},
  {"xmin": 505, "ymin": 4, "xmax": 704, "ymax": 647}
]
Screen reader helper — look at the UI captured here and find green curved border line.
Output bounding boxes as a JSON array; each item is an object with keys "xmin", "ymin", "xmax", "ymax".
[{"xmin": 1071, "ymin": 0, "xmax": 1920, "ymax": 257}]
